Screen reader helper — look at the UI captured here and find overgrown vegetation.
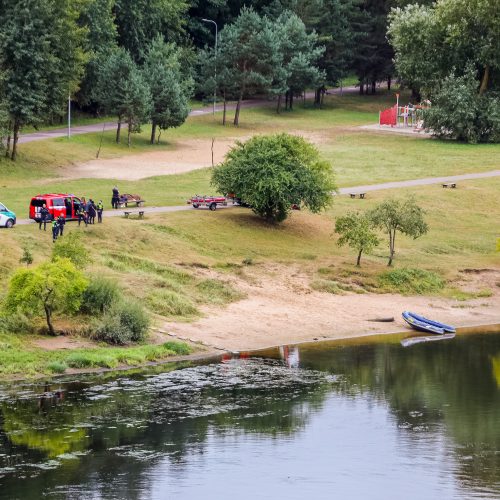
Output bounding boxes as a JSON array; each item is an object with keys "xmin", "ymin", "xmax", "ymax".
[{"xmin": 378, "ymin": 268, "xmax": 445, "ymax": 295}]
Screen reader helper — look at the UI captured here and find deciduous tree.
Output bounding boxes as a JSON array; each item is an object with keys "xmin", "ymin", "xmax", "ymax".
[
  {"xmin": 335, "ymin": 211, "xmax": 379, "ymax": 266},
  {"xmin": 369, "ymin": 197, "xmax": 428, "ymax": 266},
  {"xmin": 212, "ymin": 133, "xmax": 336, "ymax": 223},
  {"xmin": 5, "ymin": 258, "xmax": 88, "ymax": 336}
]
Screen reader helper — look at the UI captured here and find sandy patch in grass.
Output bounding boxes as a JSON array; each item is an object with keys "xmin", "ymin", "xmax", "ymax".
[
  {"xmin": 32, "ymin": 336, "xmax": 95, "ymax": 350},
  {"xmin": 60, "ymin": 132, "xmax": 328, "ymax": 181},
  {"xmin": 161, "ymin": 265, "xmax": 500, "ymax": 352}
]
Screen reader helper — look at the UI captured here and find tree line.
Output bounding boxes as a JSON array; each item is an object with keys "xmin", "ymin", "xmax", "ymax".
[{"xmin": 1, "ymin": 0, "xmax": 498, "ymax": 159}]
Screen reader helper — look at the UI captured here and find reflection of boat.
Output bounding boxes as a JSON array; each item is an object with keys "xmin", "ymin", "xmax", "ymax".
[
  {"xmin": 401, "ymin": 333, "xmax": 456, "ymax": 348},
  {"xmin": 402, "ymin": 311, "xmax": 456, "ymax": 335}
]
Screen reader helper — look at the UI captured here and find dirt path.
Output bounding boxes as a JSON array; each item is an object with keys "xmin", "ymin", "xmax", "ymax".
[{"xmin": 160, "ymin": 266, "xmax": 500, "ymax": 352}]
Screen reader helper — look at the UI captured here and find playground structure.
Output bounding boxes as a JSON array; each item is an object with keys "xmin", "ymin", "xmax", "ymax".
[{"xmin": 379, "ymin": 94, "xmax": 430, "ymax": 130}]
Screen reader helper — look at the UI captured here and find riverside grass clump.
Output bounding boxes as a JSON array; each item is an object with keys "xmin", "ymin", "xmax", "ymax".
[
  {"xmin": 378, "ymin": 268, "xmax": 445, "ymax": 295},
  {"xmin": 90, "ymin": 299, "xmax": 150, "ymax": 345},
  {"xmin": 64, "ymin": 342, "xmax": 192, "ymax": 370}
]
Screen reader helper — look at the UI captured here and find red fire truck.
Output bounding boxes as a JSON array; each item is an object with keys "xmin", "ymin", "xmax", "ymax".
[{"xmin": 29, "ymin": 194, "xmax": 84, "ymax": 222}]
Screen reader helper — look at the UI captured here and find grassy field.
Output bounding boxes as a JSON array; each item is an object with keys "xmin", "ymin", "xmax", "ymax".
[
  {"xmin": 1, "ymin": 90, "xmax": 499, "ymax": 379},
  {"xmin": 1, "ymin": 89, "xmax": 499, "ymax": 215}
]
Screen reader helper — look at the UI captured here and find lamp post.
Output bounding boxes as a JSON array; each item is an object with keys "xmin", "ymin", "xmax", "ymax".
[
  {"xmin": 67, "ymin": 93, "xmax": 71, "ymax": 139},
  {"xmin": 202, "ymin": 18, "xmax": 218, "ymax": 115}
]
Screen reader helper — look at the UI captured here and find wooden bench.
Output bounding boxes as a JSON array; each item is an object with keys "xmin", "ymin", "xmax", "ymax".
[
  {"xmin": 442, "ymin": 183, "xmax": 456, "ymax": 188},
  {"xmin": 123, "ymin": 211, "xmax": 145, "ymax": 219},
  {"xmin": 349, "ymin": 193, "xmax": 366, "ymax": 199}
]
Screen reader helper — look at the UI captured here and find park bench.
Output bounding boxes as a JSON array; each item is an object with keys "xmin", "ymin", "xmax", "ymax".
[
  {"xmin": 118, "ymin": 193, "xmax": 146, "ymax": 208},
  {"xmin": 442, "ymin": 183, "xmax": 456, "ymax": 188},
  {"xmin": 349, "ymin": 193, "xmax": 366, "ymax": 199},
  {"xmin": 124, "ymin": 211, "xmax": 145, "ymax": 219}
]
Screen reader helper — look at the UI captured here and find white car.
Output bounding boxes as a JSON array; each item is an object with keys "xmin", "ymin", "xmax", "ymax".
[{"xmin": 0, "ymin": 202, "xmax": 16, "ymax": 228}]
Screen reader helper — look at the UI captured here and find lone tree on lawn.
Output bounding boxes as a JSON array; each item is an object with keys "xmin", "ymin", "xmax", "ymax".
[
  {"xmin": 211, "ymin": 133, "xmax": 336, "ymax": 223},
  {"xmin": 335, "ymin": 211, "xmax": 379, "ymax": 266},
  {"xmin": 5, "ymin": 258, "xmax": 88, "ymax": 336},
  {"xmin": 369, "ymin": 197, "xmax": 428, "ymax": 266}
]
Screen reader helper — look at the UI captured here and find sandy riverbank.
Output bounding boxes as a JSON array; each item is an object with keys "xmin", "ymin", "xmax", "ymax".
[{"xmin": 159, "ymin": 265, "xmax": 500, "ymax": 352}]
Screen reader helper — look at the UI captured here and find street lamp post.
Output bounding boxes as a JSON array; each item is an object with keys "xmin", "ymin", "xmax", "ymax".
[{"xmin": 202, "ymin": 18, "xmax": 218, "ymax": 115}]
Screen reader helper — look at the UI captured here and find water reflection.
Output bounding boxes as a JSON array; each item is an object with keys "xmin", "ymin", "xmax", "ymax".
[{"xmin": 0, "ymin": 333, "xmax": 499, "ymax": 499}]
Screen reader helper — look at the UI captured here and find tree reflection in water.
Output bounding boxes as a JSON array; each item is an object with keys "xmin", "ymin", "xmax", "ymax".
[{"xmin": 0, "ymin": 334, "xmax": 499, "ymax": 499}]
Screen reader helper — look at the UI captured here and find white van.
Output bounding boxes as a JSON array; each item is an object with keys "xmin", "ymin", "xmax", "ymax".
[{"xmin": 0, "ymin": 202, "xmax": 16, "ymax": 228}]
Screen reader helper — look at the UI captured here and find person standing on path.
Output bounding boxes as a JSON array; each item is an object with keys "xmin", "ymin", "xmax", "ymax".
[
  {"xmin": 112, "ymin": 186, "xmax": 119, "ymax": 209},
  {"xmin": 97, "ymin": 200, "xmax": 104, "ymax": 223},
  {"xmin": 88, "ymin": 200, "xmax": 97, "ymax": 224},
  {"xmin": 39, "ymin": 204, "xmax": 50, "ymax": 231},
  {"xmin": 57, "ymin": 215, "xmax": 66, "ymax": 236},
  {"xmin": 51, "ymin": 218, "xmax": 59, "ymax": 242}
]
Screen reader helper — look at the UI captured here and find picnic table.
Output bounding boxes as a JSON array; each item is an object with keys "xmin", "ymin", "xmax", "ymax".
[{"xmin": 118, "ymin": 194, "xmax": 146, "ymax": 208}]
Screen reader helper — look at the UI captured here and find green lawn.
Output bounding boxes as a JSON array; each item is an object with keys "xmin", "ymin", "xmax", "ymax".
[{"xmin": 1, "ymin": 91, "xmax": 499, "ymax": 379}]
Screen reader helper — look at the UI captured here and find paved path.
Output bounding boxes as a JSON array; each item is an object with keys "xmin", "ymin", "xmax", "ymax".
[
  {"xmin": 15, "ymin": 169, "xmax": 500, "ymax": 226},
  {"xmin": 17, "ymin": 88, "xmax": 358, "ymax": 144}
]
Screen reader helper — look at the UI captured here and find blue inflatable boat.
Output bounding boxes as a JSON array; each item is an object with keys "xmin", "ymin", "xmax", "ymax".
[{"xmin": 402, "ymin": 311, "xmax": 456, "ymax": 335}]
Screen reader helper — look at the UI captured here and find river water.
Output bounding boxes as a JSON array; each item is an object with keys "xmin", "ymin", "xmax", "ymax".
[{"xmin": 0, "ymin": 332, "xmax": 499, "ymax": 499}]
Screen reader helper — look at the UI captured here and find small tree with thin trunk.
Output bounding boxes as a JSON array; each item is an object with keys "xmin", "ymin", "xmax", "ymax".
[
  {"xmin": 5, "ymin": 258, "xmax": 88, "ymax": 336},
  {"xmin": 369, "ymin": 197, "xmax": 428, "ymax": 266},
  {"xmin": 335, "ymin": 212, "xmax": 379, "ymax": 266}
]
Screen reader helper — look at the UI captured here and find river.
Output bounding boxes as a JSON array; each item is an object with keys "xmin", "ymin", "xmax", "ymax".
[{"xmin": 0, "ymin": 331, "xmax": 499, "ymax": 499}]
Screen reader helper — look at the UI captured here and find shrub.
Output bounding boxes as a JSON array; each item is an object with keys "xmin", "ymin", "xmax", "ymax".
[
  {"xmin": 378, "ymin": 268, "xmax": 445, "ymax": 295},
  {"xmin": 424, "ymin": 68, "xmax": 500, "ymax": 144},
  {"xmin": 147, "ymin": 289, "xmax": 199, "ymax": 317},
  {"xmin": 0, "ymin": 312, "xmax": 35, "ymax": 334},
  {"xmin": 47, "ymin": 361, "xmax": 68, "ymax": 374},
  {"xmin": 91, "ymin": 300, "xmax": 150, "ymax": 345},
  {"xmin": 81, "ymin": 276, "xmax": 121, "ymax": 314},
  {"xmin": 52, "ymin": 232, "xmax": 90, "ymax": 269}
]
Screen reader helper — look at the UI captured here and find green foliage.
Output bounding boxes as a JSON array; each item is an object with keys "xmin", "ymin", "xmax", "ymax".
[
  {"xmin": 217, "ymin": 7, "xmax": 281, "ymax": 125},
  {"xmin": 369, "ymin": 197, "xmax": 428, "ymax": 266},
  {"xmin": 95, "ymin": 48, "xmax": 152, "ymax": 144},
  {"xmin": 389, "ymin": 0, "xmax": 500, "ymax": 97},
  {"xmin": 52, "ymin": 232, "xmax": 90, "ymax": 269},
  {"xmin": 424, "ymin": 68, "xmax": 500, "ymax": 143},
  {"xmin": 19, "ymin": 246, "xmax": 34, "ymax": 267},
  {"xmin": 335, "ymin": 211, "xmax": 379, "ymax": 266},
  {"xmin": 0, "ymin": 0, "xmax": 88, "ymax": 159},
  {"xmin": 212, "ymin": 133, "xmax": 336, "ymax": 223},
  {"xmin": 113, "ymin": 0, "xmax": 188, "ymax": 63},
  {"xmin": 378, "ymin": 268, "xmax": 445, "ymax": 295},
  {"xmin": 81, "ymin": 276, "xmax": 121, "ymax": 314},
  {"xmin": 5, "ymin": 258, "xmax": 88, "ymax": 335},
  {"xmin": 0, "ymin": 312, "xmax": 34, "ymax": 335},
  {"xmin": 47, "ymin": 361, "xmax": 68, "ymax": 374},
  {"xmin": 144, "ymin": 37, "xmax": 191, "ymax": 144},
  {"xmin": 91, "ymin": 299, "xmax": 150, "ymax": 344}
]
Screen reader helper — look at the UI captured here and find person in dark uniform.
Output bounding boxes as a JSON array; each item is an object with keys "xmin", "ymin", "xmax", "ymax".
[
  {"xmin": 97, "ymin": 200, "xmax": 104, "ymax": 223},
  {"xmin": 51, "ymin": 218, "xmax": 59, "ymax": 242},
  {"xmin": 57, "ymin": 215, "xmax": 66, "ymax": 236},
  {"xmin": 88, "ymin": 200, "xmax": 97, "ymax": 224},
  {"xmin": 77, "ymin": 205, "xmax": 87, "ymax": 226},
  {"xmin": 39, "ymin": 204, "xmax": 50, "ymax": 231},
  {"xmin": 112, "ymin": 186, "xmax": 119, "ymax": 209}
]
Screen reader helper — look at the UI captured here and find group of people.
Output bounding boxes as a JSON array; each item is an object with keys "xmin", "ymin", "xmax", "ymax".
[
  {"xmin": 37, "ymin": 197, "xmax": 104, "ymax": 242},
  {"xmin": 77, "ymin": 198, "xmax": 104, "ymax": 226},
  {"xmin": 38, "ymin": 206, "xmax": 67, "ymax": 243}
]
